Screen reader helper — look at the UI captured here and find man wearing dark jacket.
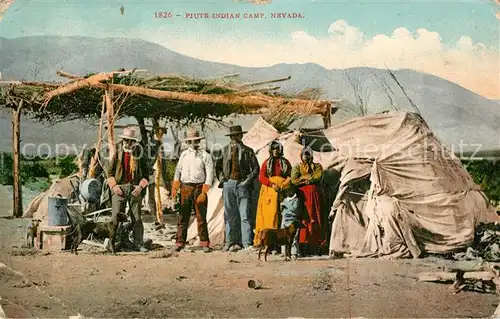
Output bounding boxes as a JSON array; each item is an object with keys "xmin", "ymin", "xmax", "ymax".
[
  {"xmin": 106, "ymin": 127, "xmax": 150, "ymax": 252},
  {"xmin": 216, "ymin": 125, "xmax": 259, "ymax": 252}
]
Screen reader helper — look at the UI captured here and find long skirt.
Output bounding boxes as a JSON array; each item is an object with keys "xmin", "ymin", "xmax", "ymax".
[
  {"xmin": 298, "ymin": 184, "xmax": 324, "ymax": 251},
  {"xmin": 253, "ymin": 176, "xmax": 289, "ymax": 246}
]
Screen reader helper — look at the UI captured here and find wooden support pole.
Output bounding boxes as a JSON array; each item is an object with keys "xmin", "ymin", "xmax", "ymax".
[
  {"xmin": 101, "ymin": 82, "xmax": 332, "ymax": 114},
  {"xmin": 322, "ymin": 103, "xmax": 332, "ymax": 129},
  {"xmin": 88, "ymin": 95, "xmax": 106, "ymax": 178},
  {"xmin": 56, "ymin": 70, "xmax": 83, "ymax": 80},
  {"xmin": 12, "ymin": 100, "xmax": 23, "ymax": 218},
  {"xmin": 135, "ymin": 117, "xmax": 149, "ymax": 145},
  {"xmin": 239, "ymin": 86, "xmax": 281, "ymax": 94},
  {"xmin": 152, "ymin": 118, "xmax": 164, "ymax": 225},
  {"xmin": 239, "ymin": 76, "xmax": 291, "ymax": 87},
  {"xmin": 105, "ymin": 86, "xmax": 116, "ymax": 159}
]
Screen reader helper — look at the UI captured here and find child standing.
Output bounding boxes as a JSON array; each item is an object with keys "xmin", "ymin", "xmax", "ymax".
[{"xmin": 280, "ymin": 186, "xmax": 302, "ymax": 260}]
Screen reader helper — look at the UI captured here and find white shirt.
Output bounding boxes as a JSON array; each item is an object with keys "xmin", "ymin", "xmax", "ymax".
[{"xmin": 174, "ymin": 148, "xmax": 214, "ymax": 185}]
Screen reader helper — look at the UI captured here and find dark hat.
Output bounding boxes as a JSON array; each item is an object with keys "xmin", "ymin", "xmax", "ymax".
[{"xmin": 225, "ymin": 125, "xmax": 247, "ymax": 136}]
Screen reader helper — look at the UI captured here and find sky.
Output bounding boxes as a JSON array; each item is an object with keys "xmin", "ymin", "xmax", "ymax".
[{"xmin": 1, "ymin": 0, "xmax": 499, "ymax": 98}]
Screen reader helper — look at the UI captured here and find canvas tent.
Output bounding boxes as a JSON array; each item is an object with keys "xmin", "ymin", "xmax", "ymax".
[
  {"xmin": 187, "ymin": 112, "xmax": 498, "ymax": 257},
  {"xmin": 23, "ymin": 175, "xmax": 80, "ymax": 221},
  {"xmin": 324, "ymin": 112, "xmax": 498, "ymax": 258}
]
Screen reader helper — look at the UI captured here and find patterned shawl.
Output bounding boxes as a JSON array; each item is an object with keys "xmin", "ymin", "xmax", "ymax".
[{"xmin": 266, "ymin": 141, "xmax": 289, "ymax": 177}]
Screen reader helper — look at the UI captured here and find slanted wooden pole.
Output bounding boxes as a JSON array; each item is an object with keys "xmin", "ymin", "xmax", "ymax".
[
  {"xmin": 135, "ymin": 117, "xmax": 149, "ymax": 144},
  {"xmin": 105, "ymin": 86, "xmax": 116, "ymax": 159},
  {"xmin": 12, "ymin": 100, "xmax": 23, "ymax": 218},
  {"xmin": 239, "ymin": 76, "xmax": 291, "ymax": 87},
  {"xmin": 152, "ymin": 118, "xmax": 164, "ymax": 225},
  {"xmin": 88, "ymin": 95, "xmax": 106, "ymax": 178},
  {"xmin": 323, "ymin": 103, "xmax": 332, "ymax": 129}
]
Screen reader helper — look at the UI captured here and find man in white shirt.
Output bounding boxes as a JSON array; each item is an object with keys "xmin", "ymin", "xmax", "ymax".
[{"xmin": 171, "ymin": 127, "xmax": 214, "ymax": 253}]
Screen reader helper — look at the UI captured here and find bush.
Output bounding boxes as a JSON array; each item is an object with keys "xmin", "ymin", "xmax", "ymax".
[
  {"xmin": 463, "ymin": 159, "xmax": 500, "ymax": 206},
  {"xmin": 0, "ymin": 152, "xmax": 79, "ymax": 185},
  {"xmin": 57, "ymin": 155, "xmax": 78, "ymax": 177},
  {"xmin": 24, "ymin": 178, "xmax": 51, "ymax": 192},
  {"xmin": 0, "ymin": 152, "xmax": 51, "ymax": 185},
  {"xmin": 0, "ymin": 153, "xmax": 13, "ymax": 185}
]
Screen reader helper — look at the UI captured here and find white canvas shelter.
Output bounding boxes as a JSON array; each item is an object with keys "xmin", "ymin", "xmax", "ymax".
[
  {"xmin": 324, "ymin": 112, "xmax": 498, "ymax": 258},
  {"xmin": 187, "ymin": 112, "xmax": 498, "ymax": 258},
  {"xmin": 23, "ymin": 175, "xmax": 80, "ymax": 221}
]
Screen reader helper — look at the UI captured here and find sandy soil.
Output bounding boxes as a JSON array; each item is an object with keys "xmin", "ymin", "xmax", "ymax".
[
  {"xmin": 0, "ymin": 213, "xmax": 499, "ymax": 318},
  {"xmin": 0, "ymin": 186, "xmax": 498, "ymax": 318}
]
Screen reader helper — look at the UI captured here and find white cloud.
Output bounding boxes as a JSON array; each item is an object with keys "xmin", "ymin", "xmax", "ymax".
[
  {"xmin": 0, "ymin": 0, "xmax": 15, "ymax": 22},
  {"xmin": 147, "ymin": 20, "xmax": 499, "ymax": 98}
]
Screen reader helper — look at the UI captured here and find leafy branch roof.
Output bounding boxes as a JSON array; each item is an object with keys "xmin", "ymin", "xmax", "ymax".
[{"xmin": 1, "ymin": 70, "xmax": 336, "ymax": 124}]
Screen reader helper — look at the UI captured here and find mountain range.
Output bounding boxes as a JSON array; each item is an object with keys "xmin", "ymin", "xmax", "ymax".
[{"xmin": 0, "ymin": 35, "xmax": 499, "ymax": 155}]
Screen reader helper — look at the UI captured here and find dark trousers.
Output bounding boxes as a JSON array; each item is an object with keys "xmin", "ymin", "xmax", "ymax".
[
  {"xmin": 176, "ymin": 183, "xmax": 209, "ymax": 247},
  {"xmin": 111, "ymin": 184, "xmax": 144, "ymax": 246}
]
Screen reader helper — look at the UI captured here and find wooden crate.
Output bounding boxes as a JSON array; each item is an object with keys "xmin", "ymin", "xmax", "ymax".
[{"xmin": 36, "ymin": 225, "xmax": 72, "ymax": 251}]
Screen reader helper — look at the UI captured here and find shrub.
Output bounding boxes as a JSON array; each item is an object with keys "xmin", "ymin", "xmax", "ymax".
[
  {"xmin": 0, "ymin": 152, "xmax": 13, "ymax": 185},
  {"xmin": 57, "ymin": 155, "xmax": 78, "ymax": 177},
  {"xmin": 462, "ymin": 159, "xmax": 500, "ymax": 206}
]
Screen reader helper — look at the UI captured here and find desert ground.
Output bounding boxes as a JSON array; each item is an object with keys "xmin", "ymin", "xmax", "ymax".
[{"xmin": 0, "ymin": 186, "xmax": 498, "ymax": 318}]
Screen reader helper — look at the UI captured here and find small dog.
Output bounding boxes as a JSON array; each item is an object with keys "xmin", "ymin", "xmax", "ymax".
[
  {"xmin": 256, "ymin": 220, "xmax": 305, "ymax": 262},
  {"xmin": 26, "ymin": 219, "xmax": 42, "ymax": 248},
  {"xmin": 70, "ymin": 213, "xmax": 127, "ymax": 255}
]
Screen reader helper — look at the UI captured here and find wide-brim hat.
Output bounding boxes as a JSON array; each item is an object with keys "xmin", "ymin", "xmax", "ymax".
[
  {"xmin": 118, "ymin": 126, "xmax": 140, "ymax": 142},
  {"xmin": 225, "ymin": 125, "xmax": 247, "ymax": 136},
  {"xmin": 184, "ymin": 127, "xmax": 204, "ymax": 141}
]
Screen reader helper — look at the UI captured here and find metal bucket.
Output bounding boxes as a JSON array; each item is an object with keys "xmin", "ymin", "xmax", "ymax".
[
  {"xmin": 47, "ymin": 195, "xmax": 69, "ymax": 226},
  {"xmin": 80, "ymin": 178, "xmax": 102, "ymax": 202}
]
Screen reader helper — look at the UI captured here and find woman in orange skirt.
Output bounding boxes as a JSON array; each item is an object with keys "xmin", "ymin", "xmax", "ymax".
[
  {"xmin": 291, "ymin": 147, "xmax": 325, "ymax": 255},
  {"xmin": 253, "ymin": 141, "xmax": 292, "ymax": 247}
]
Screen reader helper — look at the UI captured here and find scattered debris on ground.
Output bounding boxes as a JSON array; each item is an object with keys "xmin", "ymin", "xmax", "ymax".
[
  {"xmin": 9, "ymin": 248, "xmax": 40, "ymax": 257},
  {"xmin": 453, "ymin": 223, "xmax": 500, "ymax": 262},
  {"xmin": 312, "ymin": 269, "xmax": 333, "ymax": 291},
  {"xmin": 149, "ymin": 250, "xmax": 178, "ymax": 259},
  {"xmin": 418, "ymin": 264, "xmax": 500, "ymax": 295}
]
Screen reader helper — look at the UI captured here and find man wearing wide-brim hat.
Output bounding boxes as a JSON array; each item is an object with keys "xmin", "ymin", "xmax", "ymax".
[
  {"xmin": 215, "ymin": 125, "xmax": 259, "ymax": 252},
  {"xmin": 106, "ymin": 126, "xmax": 150, "ymax": 253},
  {"xmin": 171, "ymin": 127, "xmax": 214, "ymax": 253}
]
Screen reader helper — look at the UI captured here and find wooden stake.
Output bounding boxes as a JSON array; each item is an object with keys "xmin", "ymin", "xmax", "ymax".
[
  {"xmin": 239, "ymin": 76, "xmax": 291, "ymax": 87},
  {"xmin": 418, "ymin": 271, "xmax": 495, "ymax": 282},
  {"xmin": 12, "ymin": 100, "xmax": 23, "ymax": 218},
  {"xmin": 88, "ymin": 95, "xmax": 106, "ymax": 178},
  {"xmin": 56, "ymin": 70, "xmax": 83, "ymax": 80},
  {"xmin": 105, "ymin": 87, "xmax": 116, "ymax": 159},
  {"xmin": 135, "ymin": 117, "xmax": 149, "ymax": 144},
  {"xmin": 152, "ymin": 118, "xmax": 164, "ymax": 225},
  {"xmin": 238, "ymin": 86, "xmax": 281, "ymax": 94},
  {"xmin": 323, "ymin": 103, "xmax": 332, "ymax": 129}
]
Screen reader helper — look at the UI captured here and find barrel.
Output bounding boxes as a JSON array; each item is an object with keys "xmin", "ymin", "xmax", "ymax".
[
  {"xmin": 80, "ymin": 178, "xmax": 102, "ymax": 202},
  {"xmin": 47, "ymin": 195, "xmax": 69, "ymax": 226}
]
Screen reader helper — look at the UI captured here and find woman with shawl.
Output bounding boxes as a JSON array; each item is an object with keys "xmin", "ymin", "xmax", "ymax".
[
  {"xmin": 253, "ymin": 141, "xmax": 292, "ymax": 247},
  {"xmin": 291, "ymin": 147, "xmax": 324, "ymax": 255}
]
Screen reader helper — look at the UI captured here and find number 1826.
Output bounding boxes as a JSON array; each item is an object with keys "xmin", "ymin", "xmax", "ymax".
[{"xmin": 154, "ymin": 12, "xmax": 173, "ymax": 19}]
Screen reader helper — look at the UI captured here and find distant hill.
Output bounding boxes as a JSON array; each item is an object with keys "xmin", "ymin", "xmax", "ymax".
[{"xmin": 0, "ymin": 35, "xmax": 499, "ymax": 154}]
